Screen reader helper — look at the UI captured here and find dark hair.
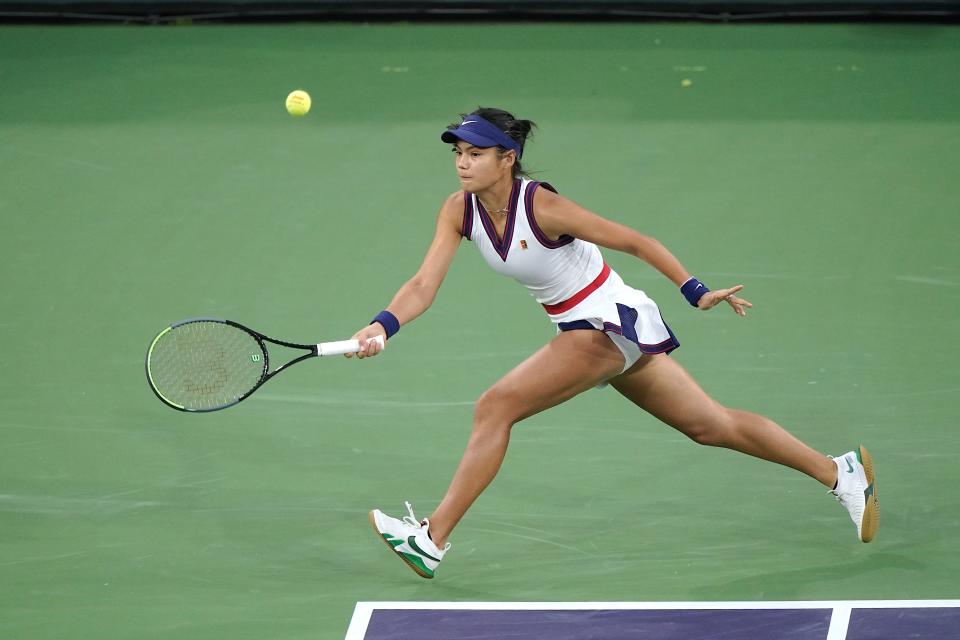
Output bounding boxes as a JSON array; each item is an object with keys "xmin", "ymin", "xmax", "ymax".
[{"xmin": 449, "ymin": 107, "xmax": 537, "ymax": 178}]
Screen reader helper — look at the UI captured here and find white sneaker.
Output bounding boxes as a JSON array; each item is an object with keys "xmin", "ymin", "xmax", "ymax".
[
  {"xmin": 369, "ymin": 501, "xmax": 450, "ymax": 579},
  {"xmin": 831, "ymin": 445, "xmax": 879, "ymax": 542}
]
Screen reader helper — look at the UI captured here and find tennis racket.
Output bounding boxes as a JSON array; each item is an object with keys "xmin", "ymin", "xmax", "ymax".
[{"xmin": 145, "ymin": 317, "xmax": 383, "ymax": 413}]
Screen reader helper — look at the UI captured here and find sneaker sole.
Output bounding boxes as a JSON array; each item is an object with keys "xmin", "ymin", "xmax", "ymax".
[
  {"xmin": 368, "ymin": 511, "xmax": 434, "ymax": 580},
  {"xmin": 858, "ymin": 445, "xmax": 879, "ymax": 543}
]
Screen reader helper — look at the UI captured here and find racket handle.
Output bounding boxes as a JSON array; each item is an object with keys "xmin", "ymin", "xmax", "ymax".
[{"xmin": 317, "ymin": 335, "xmax": 385, "ymax": 357}]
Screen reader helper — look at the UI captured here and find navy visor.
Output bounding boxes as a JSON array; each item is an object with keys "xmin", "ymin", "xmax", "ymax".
[{"xmin": 441, "ymin": 115, "xmax": 522, "ymax": 157}]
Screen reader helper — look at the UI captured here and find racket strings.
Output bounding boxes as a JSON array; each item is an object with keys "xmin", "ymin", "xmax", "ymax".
[{"xmin": 147, "ymin": 322, "xmax": 265, "ymax": 410}]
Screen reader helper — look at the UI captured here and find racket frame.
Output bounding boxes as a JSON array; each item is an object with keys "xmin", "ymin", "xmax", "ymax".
[{"xmin": 146, "ymin": 317, "xmax": 334, "ymax": 413}]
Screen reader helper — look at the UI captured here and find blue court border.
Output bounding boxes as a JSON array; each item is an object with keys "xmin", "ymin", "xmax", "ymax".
[{"xmin": 345, "ymin": 600, "xmax": 960, "ymax": 640}]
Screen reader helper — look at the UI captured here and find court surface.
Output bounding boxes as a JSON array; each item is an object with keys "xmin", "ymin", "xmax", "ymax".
[
  {"xmin": 347, "ymin": 601, "xmax": 960, "ymax": 639},
  {"xmin": 1, "ymin": 22, "xmax": 959, "ymax": 640}
]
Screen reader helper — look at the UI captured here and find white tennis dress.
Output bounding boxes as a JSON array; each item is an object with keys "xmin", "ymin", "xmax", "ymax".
[{"xmin": 461, "ymin": 178, "xmax": 679, "ymax": 372}]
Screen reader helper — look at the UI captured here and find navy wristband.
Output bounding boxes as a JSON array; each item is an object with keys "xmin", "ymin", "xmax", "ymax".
[
  {"xmin": 370, "ymin": 310, "xmax": 400, "ymax": 339},
  {"xmin": 680, "ymin": 277, "xmax": 710, "ymax": 307}
]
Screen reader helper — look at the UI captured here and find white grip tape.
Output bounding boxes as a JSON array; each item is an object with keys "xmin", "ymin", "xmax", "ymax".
[{"xmin": 317, "ymin": 335, "xmax": 385, "ymax": 357}]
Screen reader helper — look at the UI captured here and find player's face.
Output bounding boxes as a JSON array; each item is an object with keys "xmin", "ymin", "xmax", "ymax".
[{"xmin": 452, "ymin": 142, "xmax": 514, "ymax": 190}]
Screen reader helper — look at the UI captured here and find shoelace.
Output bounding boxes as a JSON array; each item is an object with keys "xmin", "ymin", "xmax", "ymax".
[
  {"xmin": 402, "ymin": 501, "xmax": 422, "ymax": 528},
  {"xmin": 826, "ymin": 455, "xmax": 852, "ymax": 500},
  {"xmin": 831, "ymin": 481, "xmax": 865, "ymax": 510},
  {"xmin": 401, "ymin": 501, "xmax": 452, "ymax": 552}
]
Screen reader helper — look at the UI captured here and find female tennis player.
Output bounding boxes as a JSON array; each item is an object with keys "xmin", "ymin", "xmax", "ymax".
[{"xmin": 350, "ymin": 107, "xmax": 878, "ymax": 579}]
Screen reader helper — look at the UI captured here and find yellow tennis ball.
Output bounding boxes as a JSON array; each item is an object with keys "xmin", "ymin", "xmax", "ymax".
[{"xmin": 285, "ymin": 90, "xmax": 311, "ymax": 117}]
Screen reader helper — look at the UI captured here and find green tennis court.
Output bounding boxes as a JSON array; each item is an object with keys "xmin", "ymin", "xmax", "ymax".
[{"xmin": 1, "ymin": 23, "xmax": 958, "ymax": 639}]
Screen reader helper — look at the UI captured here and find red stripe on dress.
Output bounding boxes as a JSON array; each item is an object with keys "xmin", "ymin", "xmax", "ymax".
[{"xmin": 542, "ymin": 262, "xmax": 611, "ymax": 315}]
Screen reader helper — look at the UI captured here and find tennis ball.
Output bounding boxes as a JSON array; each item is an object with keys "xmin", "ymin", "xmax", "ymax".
[
  {"xmin": 681, "ymin": 78, "xmax": 693, "ymax": 88},
  {"xmin": 285, "ymin": 90, "xmax": 311, "ymax": 117}
]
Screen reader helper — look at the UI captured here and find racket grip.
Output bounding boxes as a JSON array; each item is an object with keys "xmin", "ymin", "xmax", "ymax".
[{"xmin": 317, "ymin": 335, "xmax": 385, "ymax": 357}]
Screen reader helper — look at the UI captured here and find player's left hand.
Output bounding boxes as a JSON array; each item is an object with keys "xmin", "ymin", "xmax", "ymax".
[{"xmin": 697, "ymin": 285, "xmax": 753, "ymax": 317}]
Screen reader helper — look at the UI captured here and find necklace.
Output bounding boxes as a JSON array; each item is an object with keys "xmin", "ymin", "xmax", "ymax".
[{"xmin": 487, "ymin": 206, "xmax": 510, "ymax": 216}]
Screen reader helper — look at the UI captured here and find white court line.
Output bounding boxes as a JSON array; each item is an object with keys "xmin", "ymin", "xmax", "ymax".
[
  {"xmin": 353, "ymin": 600, "xmax": 960, "ymax": 610},
  {"xmin": 896, "ymin": 275, "xmax": 960, "ymax": 287},
  {"xmin": 345, "ymin": 600, "xmax": 960, "ymax": 640},
  {"xmin": 257, "ymin": 394, "xmax": 474, "ymax": 407},
  {"xmin": 344, "ymin": 605, "xmax": 374, "ymax": 640},
  {"xmin": 826, "ymin": 606, "xmax": 851, "ymax": 640}
]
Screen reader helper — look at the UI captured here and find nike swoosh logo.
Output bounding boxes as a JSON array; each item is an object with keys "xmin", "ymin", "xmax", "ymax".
[
  {"xmin": 846, "ymin": 458, "xmax": 855, "ymax": 473},
  {"xmin": 407, "ymin": 536, "xmax": 442, "ymax": 562},
  {"xmin": 461, "ymin": 120, "xmax": 477, "ymax": 125}
]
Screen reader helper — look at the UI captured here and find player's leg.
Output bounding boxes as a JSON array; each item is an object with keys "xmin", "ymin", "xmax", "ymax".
[
  {"xmin": 609, "ymin": 353, "xmax": 838, "ymax": 487},
  {"xmin": 427, "ymin": 329, "xmax": 627, "ymax": 546},
  {"xmin": 609, "ymin": 353, "xmax": 878, "ymax": 541},
  {"xmin": 369, "ymin": 329, "xmax": 624, "ymax": 577}
]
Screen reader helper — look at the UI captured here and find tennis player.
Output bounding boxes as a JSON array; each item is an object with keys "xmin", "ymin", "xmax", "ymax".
[{"xmin": 350, "ymin": 107, "xmax": 878, "ymax": 579}]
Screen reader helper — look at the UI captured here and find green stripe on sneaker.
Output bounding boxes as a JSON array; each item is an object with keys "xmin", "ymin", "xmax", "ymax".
[
  {"xmin": 381, "ymin": 534, "xmax": 403, "ymax": 549},
  {"xmin": 400, "ymin": 553, "xmax": 435, "ymax": 578},
  {"xmin": 407, "ymin": 536, "xmax": 442, "ymax": 562}
]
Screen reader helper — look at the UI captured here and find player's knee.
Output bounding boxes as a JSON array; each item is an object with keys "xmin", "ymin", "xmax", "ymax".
[
  {"xmin": 683, "ymin": 409, "xmax": 735, "ymax": 447},
  {"xmin": 474, "ymin": 386, "xmax": 522, "ymax": 431}
]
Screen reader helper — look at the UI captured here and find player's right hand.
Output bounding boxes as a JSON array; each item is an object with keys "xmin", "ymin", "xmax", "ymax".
[{"xmin": 346, "ymin": 325, "xmax": 386, "ymax": 359}]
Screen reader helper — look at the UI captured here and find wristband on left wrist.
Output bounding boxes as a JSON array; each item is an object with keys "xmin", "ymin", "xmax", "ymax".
[{"xmin": 680, "ymin": 277, "xmax": 710, "ymax": 307}]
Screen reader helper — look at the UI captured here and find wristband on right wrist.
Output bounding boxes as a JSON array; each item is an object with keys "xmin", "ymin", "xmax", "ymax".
[
  {"xmin": 680, "ymin": 277, "xmax": 710, "ymax": 307},
  {"xmin": 370, "ymin": 310, "xmax": 400, "ymax": 339}
]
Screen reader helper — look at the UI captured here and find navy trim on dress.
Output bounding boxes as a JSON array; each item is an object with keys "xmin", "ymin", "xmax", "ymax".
[
  {"xmin": 524, "ymin": 181, "xmax": 575, "ymax": 249},
  {"xmin": 476, "ymin": 178, "xmax": 521, "ymax": 262},
  {"xmin": 558, "ymin": 310, "xmax": 680, "ymax": 356},
  {"xmin": 616, "ymin": 303, "xmax": 640, "ymax": 345},
  {"xmin": 461, "ymin": 191, "xmax": 474, "ymax": 240},
  {"xmin": 558, "ymin": 319, "xmax": 597, "ymax": 332}
]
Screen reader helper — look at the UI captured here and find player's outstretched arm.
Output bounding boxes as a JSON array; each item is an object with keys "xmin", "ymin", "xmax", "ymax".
[
  {"xmin": 696, "ymin": 285, "xmax": 752, "ymax": 317},
  {"xmin": 531, "ymin": 187, "xmax": 752, "ymax": 316},
  {"xmin": 348, "ymin": 192, "xmax": 464, "ymax": 358}
]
